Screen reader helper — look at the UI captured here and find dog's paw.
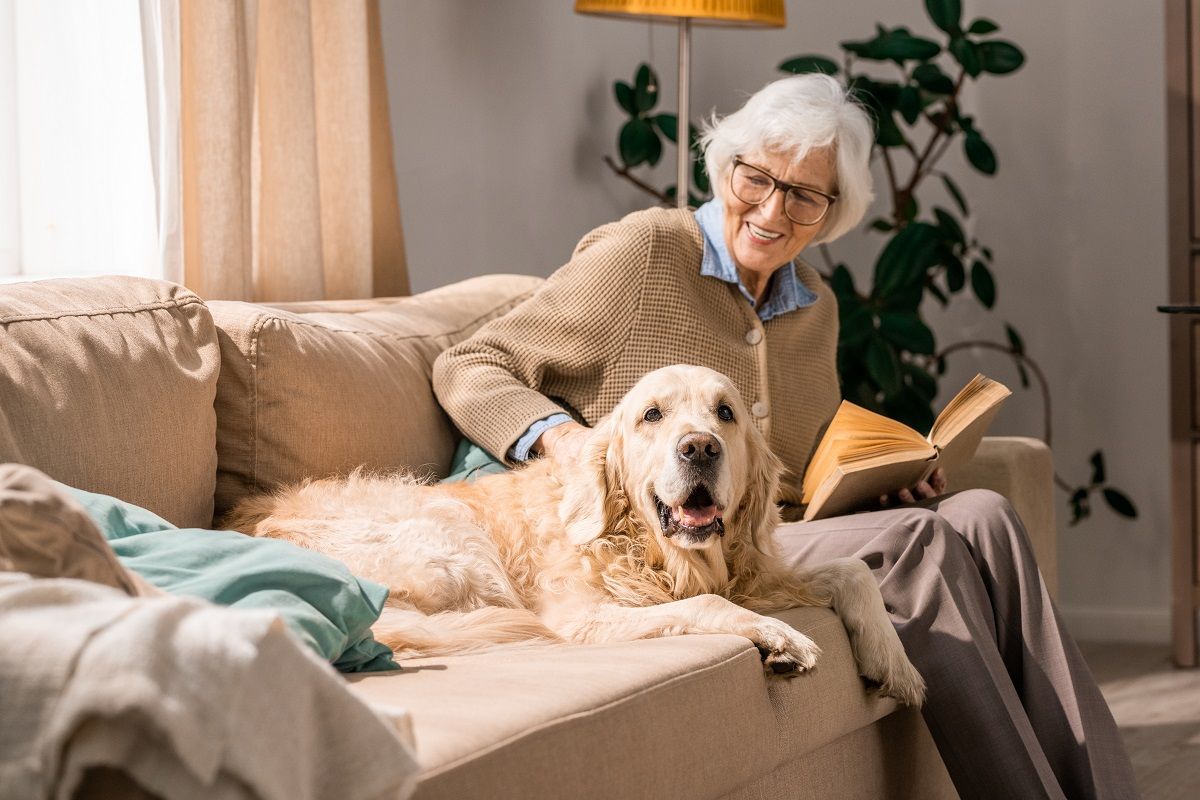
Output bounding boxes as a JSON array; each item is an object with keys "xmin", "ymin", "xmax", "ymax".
[
  {"xmin": 859, "ymin": 646, "xmax": 926, "ymax": 707},
  {"xmin": 750, "ymin": 619, "xmax": 820, "ymax": 675},
  {"xmin": 875, "ymin": 653, "xmax": 926, "ymax": 707}
]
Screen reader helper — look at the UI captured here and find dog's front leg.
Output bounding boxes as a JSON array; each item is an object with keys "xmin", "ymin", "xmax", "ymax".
[
  {"xmin": 798, "ymin": 558, "xmax": 925, "ymax": 706},
  {"xmin": 540, "ymin": 594, "xmax": 820, "ymax": 674}
]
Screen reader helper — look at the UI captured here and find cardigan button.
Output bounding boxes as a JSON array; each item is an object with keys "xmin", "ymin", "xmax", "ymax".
[
  {"xmin": 751, "ymin": 401, "xmax": 768, "ymax": 418},
  {"xmin": 745, "ymin": 328, "xmax": 763, "ymax": 345}
]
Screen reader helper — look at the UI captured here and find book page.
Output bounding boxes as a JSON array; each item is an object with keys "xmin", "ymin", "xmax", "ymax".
[
  {"xmin": 932, "ymin": 403, "xmax": 1006, "ymax": 476},
  {"xmin": 928, "ymin": 374, "xmax": 1012, "ymax": 446}
]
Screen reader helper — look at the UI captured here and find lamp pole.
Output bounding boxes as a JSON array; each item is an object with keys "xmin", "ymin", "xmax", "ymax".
[{"xmin": 676, "ymin": 17, "xmax": 690, "ymax": 209}]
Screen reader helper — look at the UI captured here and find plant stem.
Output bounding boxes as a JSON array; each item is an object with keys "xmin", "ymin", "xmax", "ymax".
[
  {"xmin": 903, "ymin": 70, "xmax": 967, "ymax": 197},
  {"xmin": 602, "ymin": 155, "xmax": 673, "ymax": 205},
  {"xmin": 880, "ymin": 148, "xmax": 901, "ymax": 224}
]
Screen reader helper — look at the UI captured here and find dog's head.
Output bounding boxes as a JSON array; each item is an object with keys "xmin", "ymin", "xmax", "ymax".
[{"xmin": 559, "ymin": 365, "xmax": 782, "ymax": 562}]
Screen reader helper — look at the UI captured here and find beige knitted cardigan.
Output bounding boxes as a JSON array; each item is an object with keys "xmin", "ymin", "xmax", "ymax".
[{"xmin": 432, "ymin": 207, "xmax": 841, "ymax": 503}]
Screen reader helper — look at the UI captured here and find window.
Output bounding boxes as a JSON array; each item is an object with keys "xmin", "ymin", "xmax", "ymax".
[{"xmin": 0, "ymin": 0, "xmax": 160, "ymax": 283}]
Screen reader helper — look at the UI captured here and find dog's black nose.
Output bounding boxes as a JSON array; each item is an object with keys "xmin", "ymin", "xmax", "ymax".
[{"xmin": 677, "ymin": 433, "xmax": 721, "ymax": 464}]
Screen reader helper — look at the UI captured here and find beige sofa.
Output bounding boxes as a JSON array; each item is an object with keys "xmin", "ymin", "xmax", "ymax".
[{"xmin": 0, "ymin": 274, "xmax": 1057, "ymax": 799}]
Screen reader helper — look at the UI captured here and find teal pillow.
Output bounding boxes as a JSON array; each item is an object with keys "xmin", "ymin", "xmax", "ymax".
[{"xmin": 62, "ymin": 485, "xmax": 398, "ymax": 673}]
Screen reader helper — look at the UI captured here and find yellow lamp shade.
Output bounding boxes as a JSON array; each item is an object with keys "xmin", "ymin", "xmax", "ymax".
[{"xmin": 574, "ymin": 0, "xmax": 785, "ymax": 27}]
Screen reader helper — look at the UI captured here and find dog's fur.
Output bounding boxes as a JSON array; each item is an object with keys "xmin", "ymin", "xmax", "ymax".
[{"xmin": 225, "ymin": 365, "xmax": 925, "ymax": 705}]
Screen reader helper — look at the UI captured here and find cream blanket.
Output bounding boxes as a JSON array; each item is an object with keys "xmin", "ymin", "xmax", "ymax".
[{"xmin": 0, "ymin": 572, "xmax": 418, "ymax": 800}]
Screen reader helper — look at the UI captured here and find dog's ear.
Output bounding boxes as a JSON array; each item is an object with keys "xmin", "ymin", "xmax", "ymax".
[
  {"xmin": 558, "ymin": 419, "xmax": 617, "ymax": 546},
  {"xmin": 736, "ymin": 423, "xmax": 784, "ymax": 555}
]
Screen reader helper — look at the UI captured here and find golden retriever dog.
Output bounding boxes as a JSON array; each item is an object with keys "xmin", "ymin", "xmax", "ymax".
[{"xmin": 226, "ymin": 365, "xmax": 925, "ymax": 705}]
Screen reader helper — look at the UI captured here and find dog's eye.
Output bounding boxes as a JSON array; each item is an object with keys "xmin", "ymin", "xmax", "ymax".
[
  {"xmin": 717, "ymin": 404, "xmax": 735, "ymax": 422},
  {"xmin": 643, "ymin": 407, "xmax": 662, "ymax": 423}
]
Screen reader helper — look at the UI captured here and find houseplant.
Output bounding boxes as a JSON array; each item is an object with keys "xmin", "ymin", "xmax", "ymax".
[{"xmin": 602, "ymin": 0, "xmax": 1134, "ymax": 524}]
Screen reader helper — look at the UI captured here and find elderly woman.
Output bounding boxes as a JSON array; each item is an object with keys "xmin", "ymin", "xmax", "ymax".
[{"xmin": 432, "ymin": 75, "xmax": 1136, "ymax": 799}]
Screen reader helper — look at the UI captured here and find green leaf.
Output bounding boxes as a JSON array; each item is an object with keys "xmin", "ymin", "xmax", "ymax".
[
  {"xmin": 934, "ymin": 207, "xmax": 965, "ymax": 245},
  {"xmin": 831, "ymin": 264, "xmax": 857, "ymax": 299},
  {"xmin": 898, "ymin": 85, "xmax": 922, "ymax": 125},
  {"xmin": 979, "ymin": 40, "xmax": 1025, "ymax": 75},
  {"xmin": 779, "ymin": 55, "xmax": 840, "ymax": 75},
  {"xmin": 1005, "ymin": 323, "xmax": 1024, "ymax": 355},
  {"xmin": 1016, "ymin": 362, "xmax": 1030, "ymax": 388},
  {"xmin": 1069, "ymin": 488, "xmax": 1089, "ymax": 525},
  {"xmin": 982, "ymin": 245, "xmax": 994, "ymax": 261},
  {"xmin": 940, "ymin": 173, "xmax": 969, "ymax": 216},
  {"xmin": 883, "ymin": 282, "xmax": 924, "ymax": 313},
  {"xmin": 950, "ymin": 37, "xmax": 983, "ymax": 77},
  {"xmin": 653, "ymin": 113, "xmax": 678, "ymax": 143},
  {"xmin": 904, "ymin": 362, "xmax": 939, "ymax": 401},
  {"xmin": 842, "ymin": 28, "xmax": 941, "ymax": 64},
  {"xmin": 925, "ymin": 0, "xmax": 962, "ymax": 34},
  {"xmin": 883, "ymin": 384, "xmax": 936, "ymax": 431},
  {"xmin": 900, "ymin": 193, "xmax": 920, "ymax": 222},
  {"xmin": 964, "ymin": 132, "xmax": 997, "ymax": 175},
  {"xmin": 1102, "ymin": 488, "xmax": 1138, "ymax": 518},
  {"xmin": 619, "ymin": 118, "xmax": 660, "ymax": 168},
  {"xmin": 1090, "ymin": 451, "xmax": 1106, "ymax": 484},
  {"xmin": 866, "ymin": 336, "xmax": 902, "ymax": 394},
  {"xmin": 615, "ymin": 81, "xmax": 635, "ymax": 115},
  {"xmin": 945, "ymin": 254, "xmax": 966, "ymax": 292},
  {"xmin": 840, "ymin": 304, "xmax": 875, "ymax": 347},
  {"xmin": 871, "ymin": 218, "xmax": 895, "ymax": 233},
  {"xmin": 968, "ymin": 18, "xmax": 999, "ymax": 35},
  {"xmin": 634, "ymin": 64, "xmax": 658, "ymax": 112},
  {"xmin": 913, "ymin": 63, "xmax": 955, "ymax": 95},
  {"xmin": 874, "ymin": 222, "xmax": 938, "ymax": 296},
  {"xmin": 971, "ymin": 259, "xmax": 996, "ymax": 308},
  {"xmin": 876, "ymin": 110, "xmax": 907, "ymax": 148},
  {"xmin": 879, "ymin": 311, "xmax": 936, "ymax": 354}
]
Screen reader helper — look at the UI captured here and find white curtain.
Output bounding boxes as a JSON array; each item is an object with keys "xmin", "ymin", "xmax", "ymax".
[
  {"xmin": 0, "ymin": 0, "xmax": 165, "ymax": 282},
  {"xmin": 140, "ymin": 0, "xmax": 183, "ymax": 285}
]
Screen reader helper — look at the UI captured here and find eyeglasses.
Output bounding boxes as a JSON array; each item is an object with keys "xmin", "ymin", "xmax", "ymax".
[{"xmin": 729, "ymin": 157, "xmax": 838, "ymax": 226}]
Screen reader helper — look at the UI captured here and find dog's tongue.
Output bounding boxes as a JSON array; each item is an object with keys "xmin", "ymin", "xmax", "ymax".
[{"xmin": 675, "ymin": 504, "xmax": 720, "ymax": 528}]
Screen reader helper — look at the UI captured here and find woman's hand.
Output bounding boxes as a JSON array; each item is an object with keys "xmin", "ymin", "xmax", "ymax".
[
  {"xmin": 534, "ymin": 421, "xmax": 590, "ymax": 467},
  {"xmin": 878, "ymin": 468, "xmax": 947, "ymax": 508}
]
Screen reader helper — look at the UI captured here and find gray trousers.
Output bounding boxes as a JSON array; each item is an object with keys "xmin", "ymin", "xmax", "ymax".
[{"xmin": 773, "ymin": 489, "xmax": 1139, "ymax": 800}]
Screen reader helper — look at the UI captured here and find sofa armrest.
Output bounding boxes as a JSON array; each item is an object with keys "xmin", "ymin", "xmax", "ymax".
[{"xmin": 953, "ymin": 436, "xmax": 1058, "ymax": 599}]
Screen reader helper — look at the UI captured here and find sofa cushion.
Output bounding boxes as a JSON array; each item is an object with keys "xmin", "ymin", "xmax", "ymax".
[
  {"xmin": 208, "ymin": 274, "xmax": 543, "ymax": 520},
  {"xmin": 346, "ymin": 606, "xmax": 907, "ymax": 800},
  {"xmin": 0, "ymin": 277, "xmax": 219, "ymax": 528}
]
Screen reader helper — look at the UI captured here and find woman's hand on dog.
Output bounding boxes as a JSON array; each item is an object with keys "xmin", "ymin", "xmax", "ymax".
[
  {"xmin": 878, "ymin": 468, "xmax": 947, "ymax": 509},
  {"xmin": 535, "ymin": 421, "xmax": 590, "ymax": 467}
]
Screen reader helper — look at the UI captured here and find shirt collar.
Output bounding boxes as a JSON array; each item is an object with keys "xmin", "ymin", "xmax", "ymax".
[{"xmin": 693, "ymin": 198, "xmax": 816, "ymax": 322}]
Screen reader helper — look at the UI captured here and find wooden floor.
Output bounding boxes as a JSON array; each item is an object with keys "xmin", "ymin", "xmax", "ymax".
[{"xmin": 1078, "ymin": 641, "xmax": 1200, "ymax": 799}]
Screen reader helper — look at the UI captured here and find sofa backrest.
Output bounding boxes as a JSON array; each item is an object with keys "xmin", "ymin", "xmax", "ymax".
[
  {"xmin": 208, "ymin": 274, "xmax": 542, "ymax": 521},
  {"xmin": 0, "ymin": 273, "xmax": 542, "ymax": 528},
  {"xmin": 0, "ymin": 277, "xmax": 220, "ymax": 528}
]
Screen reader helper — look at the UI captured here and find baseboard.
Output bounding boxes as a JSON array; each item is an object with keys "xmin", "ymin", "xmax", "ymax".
[{"xmin": 1059, "ymin": 604, "xmax": 1171, "ymax": 644}]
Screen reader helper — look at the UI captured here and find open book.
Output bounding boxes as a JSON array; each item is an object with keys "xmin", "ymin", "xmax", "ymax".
[{"xmin": 800, "ymin": 374, "xmax": 1012, "ymax": 521}]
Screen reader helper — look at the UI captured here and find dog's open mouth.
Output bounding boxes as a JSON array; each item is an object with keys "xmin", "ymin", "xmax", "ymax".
[{"xmin": 656, "ymin": 484, "xmax": 725, "ymax": 542}]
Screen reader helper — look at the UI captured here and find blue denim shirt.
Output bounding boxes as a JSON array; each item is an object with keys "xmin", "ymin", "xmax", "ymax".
[{"xmin": 509, "ymin": 199, "xmax": 817, "ymax": 461}]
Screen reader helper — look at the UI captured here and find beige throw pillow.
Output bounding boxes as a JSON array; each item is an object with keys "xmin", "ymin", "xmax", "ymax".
[
  {"xmin": 209, "ymin": 274, "xmax": 542, "ymax": 520},
  {"xmin": 0, "ymin": 277, "xmax": 219, "ymax": 528}
]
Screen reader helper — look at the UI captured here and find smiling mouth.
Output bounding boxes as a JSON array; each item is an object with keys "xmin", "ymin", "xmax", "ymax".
[
  {"xmin": 746, "ymin": 222, "xmax": 783, "ymax": 242},
  {"xmin": 656, "ymin": 484, "xmax": 725, "ymax": 542}
]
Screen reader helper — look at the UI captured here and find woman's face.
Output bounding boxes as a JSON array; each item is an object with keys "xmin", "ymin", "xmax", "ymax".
[{"xmin": 721, "ymin": 147, "xmax": 837, "ymax": 299}]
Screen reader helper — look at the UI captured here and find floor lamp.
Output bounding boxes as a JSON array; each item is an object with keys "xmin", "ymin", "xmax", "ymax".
[{"xmin": 575, "ymin": 1, "xmax": 786, "ymax": 208}]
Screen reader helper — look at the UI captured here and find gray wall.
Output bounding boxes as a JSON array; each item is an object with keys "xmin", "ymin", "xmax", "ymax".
[{"xmin": 381, "ymin": 0, "xmax": 1170, "ymax": 642}]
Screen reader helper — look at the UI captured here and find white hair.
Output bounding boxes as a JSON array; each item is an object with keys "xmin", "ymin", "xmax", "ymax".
[{"xmin": 699, "ymin": 74, "xmax": 875, "ymax": 244}]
